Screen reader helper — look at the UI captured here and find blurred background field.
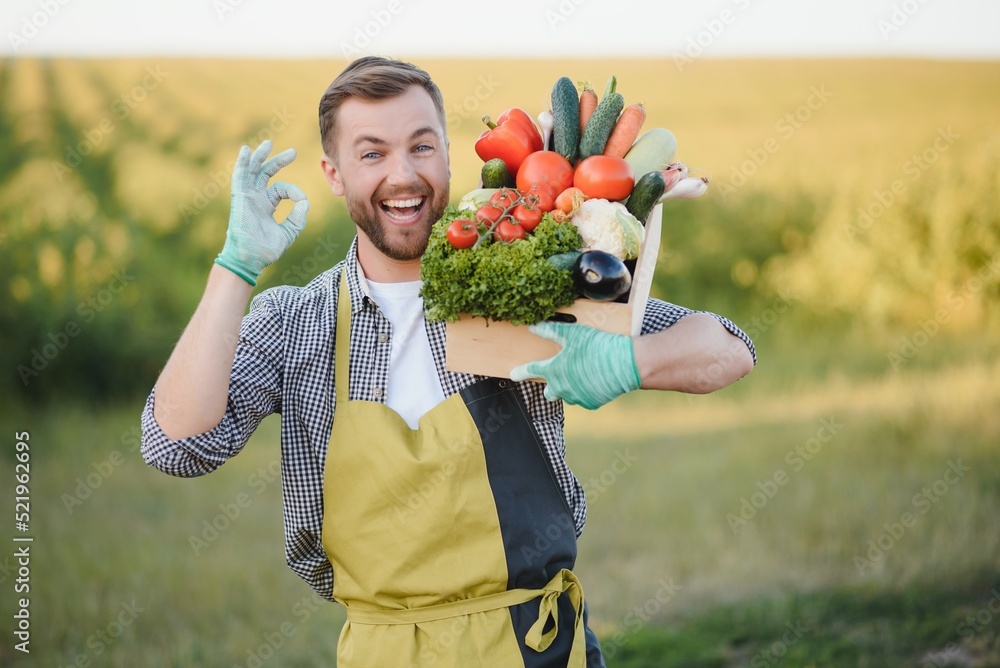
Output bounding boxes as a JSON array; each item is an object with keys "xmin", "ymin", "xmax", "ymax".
[{"xmin": 1, "ymin": 56, "xmax": 999, "ymax": 666}]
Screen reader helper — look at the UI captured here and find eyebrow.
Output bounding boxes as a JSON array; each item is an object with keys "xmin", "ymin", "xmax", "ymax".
[{"xmin": 353, "ymin": 126, "xmax": 439, "ymax": 148}]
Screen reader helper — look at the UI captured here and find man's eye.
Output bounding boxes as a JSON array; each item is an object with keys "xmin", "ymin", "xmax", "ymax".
[
  {"xmin": 362, "ymin": 152, "xmax": 380, "ymax": 160},
  {"xmin": 415, "ymin": 144, "xmax": 433, "ymax": 153}
]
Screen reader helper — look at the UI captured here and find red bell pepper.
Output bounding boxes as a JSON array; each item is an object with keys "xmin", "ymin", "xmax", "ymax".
[{"xmin": 475, "ymin": 108, "xmax": 544, "ymax": 176}]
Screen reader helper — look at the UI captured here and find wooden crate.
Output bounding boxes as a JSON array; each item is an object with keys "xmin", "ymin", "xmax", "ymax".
[{"xmin": 445, "ymin": 203, "xmax": 663, "ymax": 379}]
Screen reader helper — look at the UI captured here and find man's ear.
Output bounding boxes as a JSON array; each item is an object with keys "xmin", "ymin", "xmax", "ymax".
[{"xmin": 320, "ymin": 155, "xmax": 345, "ymax": 196}]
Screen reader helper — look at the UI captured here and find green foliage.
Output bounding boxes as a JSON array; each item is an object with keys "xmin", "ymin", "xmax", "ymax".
[{"xmin": 420, "ymin": 206, "xmax": 582, "ymax": 325}]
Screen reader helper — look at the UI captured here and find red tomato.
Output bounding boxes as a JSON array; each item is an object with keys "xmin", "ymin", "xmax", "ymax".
[
  {"xmin": 523, "ymin": 186, "xmax": 556, "ymax": 213},
  {"xmin": 445, "ymin": 218, "xmax": 478, "ymax": 249},
  {"xmin": 476, "ymin": 205, "xmax": 504, "ymax": 225},
  {"xmin": 489, "ymin": 187, "xmax": 519, "ymax": 209},
  {"xmin": 511, "ymin": 204, "xmax": 542, "ymax": 232},
  {"xmin": 516, "ymin": 151, "xmax": 574, "ymax": 203},
  {"xmin": 494, "ymin": 220, "xmax": 525, "ymax": 242},
  {"xmin": 573, "ymin": 155, "xmax": 635, "ymax": 201}
]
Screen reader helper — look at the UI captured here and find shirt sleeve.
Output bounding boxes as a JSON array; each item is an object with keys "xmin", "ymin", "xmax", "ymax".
[
  {"xmin": 641, "ymin": 297, "xmax": 757, "ymax": 366},
  {"xmin": 140, "ymin": 291, "xmax": 285, "ymax": 476}
]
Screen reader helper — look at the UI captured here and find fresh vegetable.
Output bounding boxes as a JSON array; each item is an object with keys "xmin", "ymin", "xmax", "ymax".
[
  {"xmin": 476, "ymin": 204, "xmax": 504, "ymax": 226},
  {"xmin": 661, "ymin": 176, "xmax": 710, "ymax": 200},
  {"xmin": 547, "ymin": 250, "xmax": 582, "ymax": 271},
  {"xmin": 572, "ymin": 250, "xmax": 632, "ymax": 302},
  {"xmin": 515, "ymin": 151, "xmax": 575, "ymax": 202},
  {"xmin": 490, "ymin": 187, "xmax": 519, "ymax": 208},
  {"xmin": 660, "ymin": 162, "xmax": 689, "ymax": 197},
  {"xmin": 601, "ymin": 74, "xmax": 617, "ymax": 99},
  {"xmin": 551, "ymin": 76, "xmax": 581, "ymax": 164},
  {"xmin": 494, "ymin": 219, "xmax": 526, "ymax": 242},
  {"xmin": 512, "ymin": 203, "xmax": 543, "ymax": 232},
  {"xmin": 537, "ymin": 110, "xmax": 555, "ymax": 153},
  {"xmin": 446, "ymin": 218, "xmax": 479, "ymax": 249},
  {"xmin": 578, "ymin": 82, "xmax": 598, "ymax": 133},
  {"xmin": 579, "ymin": 78, "xmax": 624, "ymax": 159},
  {"xmin": 554, "ymin": 186, "xmax": 586, "ymax": 216},
  {"xmin": 570, "ymin": 198, "xmax": 645, "ymax": 261},
  {"xmin": 475, "ymin": 110, "xmax": 542, "ymax": 175},
  {"xmin": 623, "ymin": 128, "xmax": 678, "ymax": 180},
  {"xmin": 603, "ymin": 103, "xmax": 646, "ymax": 159},
  {"xmin": 573, "ymin": 155, "xmax": 635, "ymax": 201},
  {"xmin": 524, "ymin": 186, "xmax": 557, "ymax": 213},
  {"xmin": 421, "ymin": 206, "xmax": 583, "ymax": 325},
  {"xmin": 458, "ymin": 188, "xmax": 498, "ymax": 211},
  {"xmin": 626, "ymin": 170, "xmax": 667, "ymax": 223},
  {"xmin": 481, "ymin": 158, "xmax": 515, "ymax": 189}
]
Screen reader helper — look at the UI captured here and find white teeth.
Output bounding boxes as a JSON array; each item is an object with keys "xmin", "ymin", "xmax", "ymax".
[{"xmin": 382, "ymin": 197, "xmax": 423, "ymax": 208}]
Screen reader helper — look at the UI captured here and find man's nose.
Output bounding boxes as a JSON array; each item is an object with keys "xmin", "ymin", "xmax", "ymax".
[{"xmin": 386, "ymin": 154, "xmax": 418, "ymax": 185}]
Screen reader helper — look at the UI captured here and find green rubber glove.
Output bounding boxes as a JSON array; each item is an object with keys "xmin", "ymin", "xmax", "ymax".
[
  {"xmin": 215, "ymin": 140, "xmax": 309, "ymax": 286},
  {"xmin": 510, "ymin": 321, "xmax": 642, "ymax": 410}
]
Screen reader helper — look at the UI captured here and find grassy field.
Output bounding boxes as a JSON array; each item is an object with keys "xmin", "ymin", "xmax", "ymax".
[
  {"xmin": 1, "ymin": 56, "xmax": 999, "ymax": 665},
  {"xmin": 1, "ymin": 345, "xmax": 998, "ymax": 666}
]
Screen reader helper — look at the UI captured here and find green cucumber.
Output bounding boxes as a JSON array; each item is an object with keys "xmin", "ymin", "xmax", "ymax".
[
  {"xmin": 550, "ymin": 76, "xmax": 580, "ymax": 163},
  {"xmin": 579, "ymin": 91, "xmax": 624, "ymax": 159},
  {"xmin": 623, "ymin": 128, "xmax": 677, "ymax": 180},
  {"xmin": 626, "ymin": 171, "xmax": 667, "ymax": 224},
  {"xmin": 546, "ymin": 251, "xmax": 582, "ymax": 272},
  {"xmin": 481, "ymin": 158, "xmax": 514, "ymax": 189}
]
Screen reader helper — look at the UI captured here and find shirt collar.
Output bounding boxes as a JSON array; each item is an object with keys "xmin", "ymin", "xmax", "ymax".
[{"xmin": 343, "ymin": 237, "xmax": 373, "ymax": 316}]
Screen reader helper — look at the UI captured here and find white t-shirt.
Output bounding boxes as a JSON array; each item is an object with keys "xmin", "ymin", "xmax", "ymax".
[{"xmin": 364, "ymin": 279, "xmax": 446, "ymax": 430}]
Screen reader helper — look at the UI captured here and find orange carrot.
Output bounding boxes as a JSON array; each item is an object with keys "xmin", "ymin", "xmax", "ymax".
[
  {"xmin": 603, "ymin": 103, "xmax": 646, "ymax": 159},
  {"xmin": 578, "ymin": 84, "xmax": 598, "ymax": 134}
]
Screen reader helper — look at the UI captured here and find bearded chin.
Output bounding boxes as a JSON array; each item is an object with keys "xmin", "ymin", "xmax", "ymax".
[{"xmin": 347, "ymin": 189, "xmax": 448, "ymax": 262}]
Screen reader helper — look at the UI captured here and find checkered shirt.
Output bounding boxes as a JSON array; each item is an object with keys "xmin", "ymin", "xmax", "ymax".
[{"xmin": 140, "ymin": 237, "xmax": 756, "ymax": 601}]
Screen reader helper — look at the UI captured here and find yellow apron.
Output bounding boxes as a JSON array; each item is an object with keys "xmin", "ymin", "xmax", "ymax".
[{"xmin": 322, "ymin": 270, "xmax": 602, "ymax": 667}]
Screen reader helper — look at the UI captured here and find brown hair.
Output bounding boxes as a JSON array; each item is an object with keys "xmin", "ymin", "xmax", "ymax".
[{"xmin": 318, "ymin": 56, "xmax": 446, "ymax": 158}]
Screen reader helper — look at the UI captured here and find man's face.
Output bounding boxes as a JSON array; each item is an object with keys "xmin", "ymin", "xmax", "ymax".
[{"xmin": 322, "ymin": 86, "xmax": 450, "ymax": 262}]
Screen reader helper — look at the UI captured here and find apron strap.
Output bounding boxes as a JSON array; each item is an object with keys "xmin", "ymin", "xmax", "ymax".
[
  {"xmin": 335, "ymin": 268, "xmax": 352, "ymax": 407},
  {"xmin": 346, "ymin": 569, "xmax": 587, "ymax": 665}
]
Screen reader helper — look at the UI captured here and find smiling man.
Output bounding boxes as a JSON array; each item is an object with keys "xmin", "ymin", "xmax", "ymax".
[{"xmin": 141, "ymin": 56, "xmax": 755, "ymax": 667}]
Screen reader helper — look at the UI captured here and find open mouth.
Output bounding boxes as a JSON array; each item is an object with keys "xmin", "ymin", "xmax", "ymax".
[{"xmin": 379, "ymin": 196, "xmax": 427, "ymax": 224}]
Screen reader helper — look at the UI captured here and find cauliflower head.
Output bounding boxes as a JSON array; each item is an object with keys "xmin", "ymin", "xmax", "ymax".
[{"xmin": 570, "ymin": 198, "xmax": 645, "ymax": 261}]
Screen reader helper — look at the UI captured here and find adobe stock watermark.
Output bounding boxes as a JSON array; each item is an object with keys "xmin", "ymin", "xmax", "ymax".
[
  {"xmin": 178, "ymin": 107, "xmax": 295, "ymax": 224},
  {"xmin": 673, "ymin": 0, "xmax": 756, "ymax": 71},
  {"xmin": 915, "ymin": 587, "xmax": 1000, "ymax": 667},
  {"xmin": 543, "ymin": 0, "xmax": 591, "ymax": 31},
  {"xmin": 58, "ymin": 599, "xmax": 145, "ymax": 668},
  {"xmin": 7, "ymin": 0, "xmax": 73, "ymax": 53},
  {"xmin": 51, "ymin": 66, "xmax": 169, "ymax": 182},
  {"xmin": 60, "ymin": 425, "xmax": 144, "ymax": 514},
  {"xmin": 718, "ymin": 84, "xmax": 833, "ymax": 199},
  {"xmin": 17, "ymin": 268, "xmax": 135, "ymax": 386},
  {"xmin": 877, "ymin": 0, "xmax": 931, "ymax": 39},
  {"xmin": 339, "ymin": 0, "xmax": 404, "ymax": 58},
  {"xmin": 727, "ymin": 417, "xmax": 843, "ymax": 533},
  {"xmin": 744, "ymin": 289, "xmax": 796, "ymax": 340},
  {"xmin": 887, "ymin": 253, "xmax": 1000, "ymax": 371},
  {"xmin": 749, "ymin": 619, "xmax": 809, "ymax": 667},
  {"xmin": 854, "ymin": 459, "xmax": 970, "ymax": 574},
  {"xmin": 846, "ymin": 127, "xmax": 960, "ymax": 241},
  {"xmin": 188, "ymin": 459, "xmax": 282, "ymax": 555},
  {"xmin": 445, "ymin": 75, "xmax": 502, "ymax": 131},
  {"xmin": 600, "ymin": 578, "xmax": 683, "ymax": 660},
  {"xmin": 581, "ymin": 449, "xmax": 639, "ymax": 505}
]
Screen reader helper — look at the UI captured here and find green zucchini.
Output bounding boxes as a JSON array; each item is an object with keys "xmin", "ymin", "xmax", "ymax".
[
  {"xmin": 626, "ymin": 171, "xmax": 667, "ymax": 224},
  {"xmin": 481, "ymin": 158, "xmax": 514, "ymax": 189},
  {"xmin": 546, "ymin": 251, "xmax": 582, "ymax": 272},
  {"xmin": 623, "ymin": 128, "xmax": 677, "ymax": 180},
  {"xmin": 550, "ymin": 76, "xmax": 580, "ymax": 163},
  {"xmin": 579, "ymin": 91, "xmax": 624, "ymax": 159}
]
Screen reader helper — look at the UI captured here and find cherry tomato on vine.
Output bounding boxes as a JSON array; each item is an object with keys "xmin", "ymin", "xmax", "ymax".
[
  {"xmin": 494, "ymin": 220, "xmax": 525, "ymax": 242},
  {"xmin": 523, "ymin": 186, "xmax": 556, "ymax": 213},
  {"xmin": 445, "ymin": 218, "xmax": 478, "ymax": 249},
  {"xmin": 476, "ymin": 205, "xmax": 504, "ymax": 225},
  {"xmin": 515, "ymin": 151, "xmax": 574, "ymax": 207},
  {"xmin": 512, "ymin": 204, "xmax": 542, "ymax": 232},
  {"xmin": 489, "ymin": 187, "xmax": 519, "ymax": 209}
]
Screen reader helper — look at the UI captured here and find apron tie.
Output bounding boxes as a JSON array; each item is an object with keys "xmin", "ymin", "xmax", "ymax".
[{"xmin": 346, "ymin": 568, "xmax": 586, "ymax": 665}]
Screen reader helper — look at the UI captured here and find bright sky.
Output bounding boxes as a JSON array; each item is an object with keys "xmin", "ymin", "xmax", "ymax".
[{"xmin": 4, "ymin": 0, "xmax": 999, "ymax": 59}]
